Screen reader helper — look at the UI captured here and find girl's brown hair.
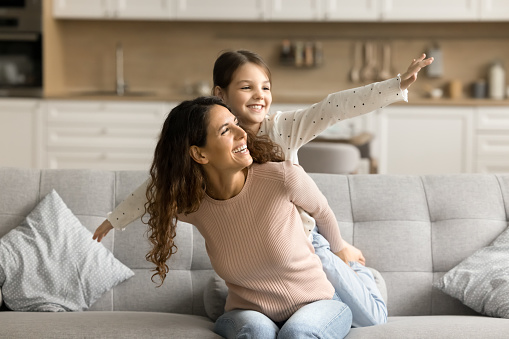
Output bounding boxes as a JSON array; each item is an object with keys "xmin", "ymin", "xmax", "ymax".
[
  {"xmin": 144, "ymin": 96, "xmax": 283, "ymax": 286},
  {"xmin": 213, "ymin": 50, "xmax": 272, "ymax": 91}
]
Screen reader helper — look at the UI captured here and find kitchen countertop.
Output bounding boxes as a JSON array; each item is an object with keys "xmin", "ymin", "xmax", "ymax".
[{"xmin": 42, "ymin": 91, "xmax": 509, "ymax": 107}]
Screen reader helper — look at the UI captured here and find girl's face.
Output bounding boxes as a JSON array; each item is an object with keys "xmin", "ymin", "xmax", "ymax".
[
  {"xmin": 218, "ymin": 63, "xmax": 272, "ymax": 132},
  {"xmin": 194, "ymin": 104, "xmax": 253, "ymax": 172}
]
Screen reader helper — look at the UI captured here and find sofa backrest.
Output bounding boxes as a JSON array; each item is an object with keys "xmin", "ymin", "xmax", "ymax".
[{"xmin": 1, "ymin": 168, "xmax": 508, "ymax": 317}]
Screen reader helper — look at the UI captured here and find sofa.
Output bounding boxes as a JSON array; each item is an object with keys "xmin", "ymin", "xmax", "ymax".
[{"xmin": 0, "ymin": 167, "xmax": 508, "ymax": 338}]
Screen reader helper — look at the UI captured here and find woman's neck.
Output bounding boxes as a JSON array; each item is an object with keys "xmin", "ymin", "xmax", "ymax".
[{"xmin": 205, "ymin": 167, "xmax": 248, "ymax": 200}]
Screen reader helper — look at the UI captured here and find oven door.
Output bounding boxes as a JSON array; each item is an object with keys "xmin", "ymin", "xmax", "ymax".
[{"xmin": 0, "ymin": 32, "xmax": 42, "ymax": 97}]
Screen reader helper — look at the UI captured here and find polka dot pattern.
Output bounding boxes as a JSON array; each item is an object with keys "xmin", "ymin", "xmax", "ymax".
[
  {"xmin": 0, "ymin": 190, "xmax": 134, "ymax": 312},
  {"xmin": 434, "ymin": 227, "xmax": 509, "ymax": 319}
]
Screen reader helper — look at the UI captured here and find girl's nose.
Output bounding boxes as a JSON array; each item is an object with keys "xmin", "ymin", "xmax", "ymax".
[{"xmin": 253, "ymin": 88, "xmax": 264, "ymax": 100}]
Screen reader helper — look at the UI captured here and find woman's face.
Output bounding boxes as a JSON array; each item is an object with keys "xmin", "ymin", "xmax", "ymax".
[
  {"xmin": 219, "ymin": 63, "xmax": 272, "ymax": 132},
  {"xmin": 196, "ymin": 104, "xmax": 253, "ymax": 172}
]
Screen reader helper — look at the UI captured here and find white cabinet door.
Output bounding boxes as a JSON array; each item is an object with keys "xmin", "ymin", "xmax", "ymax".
[
  {"xmin": 381, "ymin": 0, "xmax": 479, "ymax": 21},
  {"xmin": 53, "ymin": 0, "xmax": 109, "ymax": 19},
  {"xmin": 0, "ymin": 99, "xmax": 41, "ymax": 168},
  {"xmin": 480, "ymin": 0, "xmax": 509, "ymax": 20},
  {"xmin": 54, "ymin": 0, "xmax": 173, "ymax": 20},
  {"xmin": 475, "ymin": 106, "xmax": 509, "ymax": 173},
  {"xmin": 268, "ymin": 0, "xmax": 323, "ymax": 21},
  {"xmin": 175, "ymin": 0, "xmax": 266, "ymax": 21},
  {"xmin": 44, "ymin": 100, "xmax": 168, "ymax": 171},
  {"xmin": 325, "ymin": 0, "xmax": 380, "ymax": 21},
  {"xmin": 113, "ymin": 0, "xmax": 174, "ymax": 20},
  {"xmin": 379, "ymin": 106, "xmax": 474, "ymax": 174}
]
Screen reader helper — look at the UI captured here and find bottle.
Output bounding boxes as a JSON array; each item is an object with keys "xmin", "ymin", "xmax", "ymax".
[{"xmin": 488, "ymin": 61, "xmax": 505, "ymax": 100}]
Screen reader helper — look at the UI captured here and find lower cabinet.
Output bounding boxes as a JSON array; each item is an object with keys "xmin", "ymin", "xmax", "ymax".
[
  {"xmin": 475, "ymin": 107, "xmax": 509, "ymax": 173},
  {"xmin": 43, "ymin": 100, "xmax": 175, "ymax": 171},
  {"xmin": 378, "ymin": 106, "xmax": 474, "ymax": 174},
  {"xmin": 0, "ymin": 99, "xmax": 42, "ymax": 168}
]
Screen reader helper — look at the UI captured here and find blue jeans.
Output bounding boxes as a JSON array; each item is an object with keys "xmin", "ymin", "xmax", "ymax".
[
  {"xmin": 312, "ymin": 229, "xmax": 387, "ymax": 328},
  {"xmin": 214, "ymin": 293, "xmax": 352, "ymax": 339}
]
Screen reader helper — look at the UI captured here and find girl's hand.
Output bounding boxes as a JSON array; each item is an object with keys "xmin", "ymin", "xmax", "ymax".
[
  {"xmin": 400, "ymin": 53, "xmax": 434, "ymax": 90},
  {"xmin": 93, "ymin": 219, "xmax": 114, "ymax": 242},
  {"xmin": 335, "ymin": 242, "xmax": 366, "ymax": 266}
]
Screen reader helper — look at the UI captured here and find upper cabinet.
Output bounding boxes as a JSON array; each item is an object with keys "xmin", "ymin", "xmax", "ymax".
[
  {"xmin": 175, "ymin": 0, "xmax": 265, "ymax": 21},
  {"xmin": 480, "ymin": 0, "xmax": 509, "ymax": 21},
  {"xmin": 53, "ymin": 0, "xmax": 174, "ymax": 20},
  {"xmin": 381, "ymin": 0, "xmax": 479, "ymax": 22},
  {"xmin": 325, "ymin": 0, "xmax": 381, "ymax": 21},
  {"xmin": 268, "ymin": 0, "xmax": 322, "ymax": 21},
  {"xmin": 53, "ymin": 0, "xmax": 509, "ymax": 21}
]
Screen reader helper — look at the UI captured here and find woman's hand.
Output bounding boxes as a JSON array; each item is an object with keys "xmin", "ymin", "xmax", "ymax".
[
  {"xmin": 334, "ymin": 242, "xmax": 366, "ymax": 266},
  {"xmin": 400, "ymin": 53, "xmax": 434, "ymax": 90},
  {"xmin": 93, "ymin": 219, "xmax": 114, "ymax": 242}
]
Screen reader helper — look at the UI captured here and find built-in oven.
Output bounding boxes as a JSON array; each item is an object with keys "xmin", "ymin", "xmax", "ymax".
[{"xmin": 0, "ymin": 0, "xmax": 42, "ymax": 97}]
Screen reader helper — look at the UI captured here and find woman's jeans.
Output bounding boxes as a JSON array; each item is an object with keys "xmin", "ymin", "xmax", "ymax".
[
  {"xmin": 214, "ymin": 293, "xmax": 352, "ymax": 339},
  {"xmin": 312, "ymin": 228, "xmax": 388, "ymax": 328}
]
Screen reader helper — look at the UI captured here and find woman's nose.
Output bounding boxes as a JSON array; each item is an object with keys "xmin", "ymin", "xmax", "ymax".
[{"xmin": 234, "ymin": 125, "xmax": 247, "ymax": 139}]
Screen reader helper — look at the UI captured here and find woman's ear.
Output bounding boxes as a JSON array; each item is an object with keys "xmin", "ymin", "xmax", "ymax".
[
  {"xmin": 189, "ymin": 146, "xmax": 209, "ymax": 165},
  {"xmin": 213, "ymin": 86, "xmax": 224, "ymax": 100}
]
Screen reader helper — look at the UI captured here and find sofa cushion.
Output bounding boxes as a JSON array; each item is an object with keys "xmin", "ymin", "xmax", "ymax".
[
  {"xmin": 0, "ymin": 311, "xmax": 222, "ymax": 339},
  {"xmin": 0, "ymin": 190, "xmax": 134, "ymax": 311},
  {"xmin": 434, "ymin": 226, "xmax": 509, "ymax": 318}
]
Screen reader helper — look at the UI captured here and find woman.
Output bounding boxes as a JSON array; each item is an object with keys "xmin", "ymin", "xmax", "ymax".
[{"xmin": 95, "ymin": 96, "xmax": 353, "ymax": 338}]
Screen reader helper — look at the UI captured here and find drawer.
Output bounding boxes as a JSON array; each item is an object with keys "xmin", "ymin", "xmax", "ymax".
[
  {"xmin": 476, "ymin": 134, "xmax": 509, "ymax": 159},
  {"xmin": 477, "ymin": 107, "xmax": 509, "ymax": 131},
  {"xmin": 46, "ymin": 151, "xmax": 153, "ymax": 171},
  {"xmin": 47, "ymin": 125, "xmax": 159, "ymax": 150},
  {"xmin": 475, "ymin": 160, "xmax": 509, "ymax": 174},
  {"xmin": 46, "ymin": 101, "xmax": 168, "ymax": 126}
]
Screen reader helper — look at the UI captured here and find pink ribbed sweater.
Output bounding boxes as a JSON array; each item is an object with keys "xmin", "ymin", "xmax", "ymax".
[{"xmin": 179, "ymin": 161, "xmax": 345, "ymax": 322}]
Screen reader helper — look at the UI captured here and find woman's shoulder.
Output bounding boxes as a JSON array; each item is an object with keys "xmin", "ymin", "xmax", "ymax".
[{"xmin": 251, "ymin": 160, "xmax": 302, "ymax": 180}]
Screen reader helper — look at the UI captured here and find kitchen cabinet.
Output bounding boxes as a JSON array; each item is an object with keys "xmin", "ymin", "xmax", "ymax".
[
  {"xmin": 53, "ymin": 0, "xmax": 174, "ymax": 20},
  {"xmin": 175, "ymin": 0, "xmax": 266, "ymax": 21},
  {"xmin": 43, "ymin": 100, "xmax": 173, "ymax": 170},
  {"xmin": 325, "ymin": 0, "xmax": 380, "ymax": 21},
  {"xmin": 475, "ymin": 107, "xmax": 509, "ymax": 173},
  {"xmin": 381, "ymin": 0, "xmax": 479, "ymax": 21},
  {"xmin": 268, "ymin": 0, "xmax": 322, "ymax": 21},
  {"xmin": 0, "ymin": 99, "xmax": 42, "ymax": 168},
  {"xmin": 480, "ymin": 0, "xmax": 509, "ymax": 21},
  {"xmin": 378, "ymin": 106, "xmax": 474, "ymax": 174}
]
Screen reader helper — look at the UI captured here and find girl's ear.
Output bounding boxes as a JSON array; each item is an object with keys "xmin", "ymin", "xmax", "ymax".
[
  {"xmin": 189, "ymin": 146, "xmax": 209, "ymax": 165},
  {"xmin": 213, "ymin": 86, "xmax": 224, "ymax": 100}
]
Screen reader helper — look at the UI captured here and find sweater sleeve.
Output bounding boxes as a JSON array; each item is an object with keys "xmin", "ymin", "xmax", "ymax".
[
  {"xmin": 107, "ymin": 178, "xmax": 149, "ymax": 230},
  {"xmin": 269, "ymin": 76, "xmax": 407, "ymax": 153},
  {"xmin": 283, "ymin": 161, "xmax": 345, "ymax": 252}
]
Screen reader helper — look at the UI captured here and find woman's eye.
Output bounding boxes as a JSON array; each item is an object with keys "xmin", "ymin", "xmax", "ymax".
[{"xmin": 221, "ymin": 128, "xmax": 229, "ymax": 136}]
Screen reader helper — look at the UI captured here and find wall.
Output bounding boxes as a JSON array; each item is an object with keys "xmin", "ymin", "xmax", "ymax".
[{"xmin": 43, "ymin": 3, "xmax": 509, "ymax": 103}]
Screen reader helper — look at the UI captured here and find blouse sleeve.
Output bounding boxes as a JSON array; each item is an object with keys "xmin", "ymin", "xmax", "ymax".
[
  {"xmin": 270, "ymin": 76, "xmax": 407, "ymax": 152},
  {"xmin": 107, "ymin": 178, "xmax": 149, "ymax": 230},
  {"xmin": 283, "ymin": 161, "xmax": 345, "ymax": 252}
]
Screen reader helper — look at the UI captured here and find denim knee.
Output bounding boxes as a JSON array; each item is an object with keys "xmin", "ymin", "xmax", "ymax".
[{"xmin": 214, "ymin": 310, "xmax": 278, "ymax": 339}]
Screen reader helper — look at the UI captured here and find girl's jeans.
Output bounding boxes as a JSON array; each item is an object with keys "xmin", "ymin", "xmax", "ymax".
[
  {"xmin": 312, "ymin": 228, "xmax": 388, "ymax": 328},
  {"xmin": 214, "ymin": 292, "xmax": 352, "ymax": 339}
]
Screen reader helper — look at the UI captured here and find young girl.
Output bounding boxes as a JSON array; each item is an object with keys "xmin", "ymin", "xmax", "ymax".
[
  {"xmin": 97, "ymin": 96, "xmax": 354, "ymax": 338},
  {"xmin": 94, "ymin": 50, "xmax": 433, "ymax": 327}
]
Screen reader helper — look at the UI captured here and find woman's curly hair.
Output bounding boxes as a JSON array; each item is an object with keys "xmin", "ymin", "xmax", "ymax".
[{"xmin": 144, "ymin": 96, "xmax": 283, "ymax": 286}]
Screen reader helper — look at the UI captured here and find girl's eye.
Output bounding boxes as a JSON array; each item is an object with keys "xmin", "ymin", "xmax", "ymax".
[
  {"xmin": 241, "ymin": 86, "xmax": 250, "ymax": 90},
  {"xmin": 264, "ymin": 87, "xmax": 271, "ymax": 91}
]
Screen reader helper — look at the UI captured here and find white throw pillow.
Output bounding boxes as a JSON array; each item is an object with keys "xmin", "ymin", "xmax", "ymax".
[
  {"xmin": 434, "ymin": 226, "xmax": 509, "ymax": 318},
  {"xmin": 0, "ymin": 190, "xmax": 134, "ymax": 311}
]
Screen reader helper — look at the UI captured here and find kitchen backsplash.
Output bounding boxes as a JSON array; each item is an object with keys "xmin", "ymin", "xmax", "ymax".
[{"xmin": 44, "ymin": 6, "xmax": 509, "ymax": 103}]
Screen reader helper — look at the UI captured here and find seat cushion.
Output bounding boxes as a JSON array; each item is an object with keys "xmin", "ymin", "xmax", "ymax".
[
  {"xmin": 346, "ymin": 316, "xmax": 509, "ymax": 338},
  {"xmin": 0, "ymin": 311, "xmax": 221, "ymax": 338}
]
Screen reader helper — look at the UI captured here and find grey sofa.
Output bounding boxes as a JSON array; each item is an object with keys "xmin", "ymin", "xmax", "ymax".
[{"xmin": 1, "ymin": 167, "xmax": 508, "ymax": 338}]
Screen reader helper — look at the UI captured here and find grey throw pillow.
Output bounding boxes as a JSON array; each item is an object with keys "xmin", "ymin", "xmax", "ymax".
[
  {"xmin": 434, "ymin": 226, "xmax": 509, "ymax": 318},
  {"xmin": 0, "ymin": 190, "xmax": 134, "ymax": 312}
]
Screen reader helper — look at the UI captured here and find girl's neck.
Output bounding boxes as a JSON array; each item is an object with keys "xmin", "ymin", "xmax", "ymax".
[
  {"xmin": 242, "ymin": 121, "xmax": 262, "ymax": 135},
  {"xmin": 205, "ymin": 167, "xmax": 248, "ymax": 200}
]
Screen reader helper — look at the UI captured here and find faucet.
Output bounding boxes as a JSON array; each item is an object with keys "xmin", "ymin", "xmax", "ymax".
[{"xmin": 116, "ymin": 43, "xmax": 128, "ymax": 96}]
